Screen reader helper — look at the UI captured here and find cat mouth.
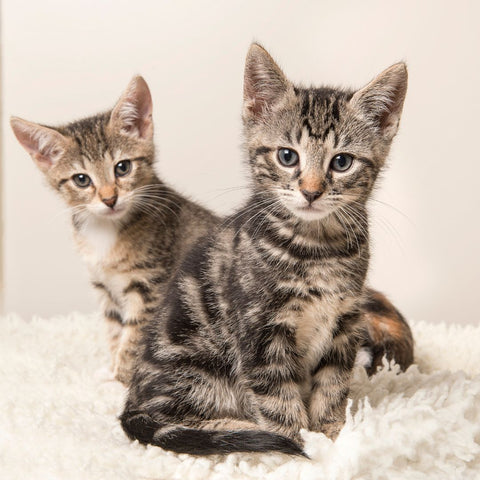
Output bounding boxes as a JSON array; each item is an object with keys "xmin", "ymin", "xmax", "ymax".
[{"xmin": 100, "ymin": 204, "xmax": 127, "ymax": 218}]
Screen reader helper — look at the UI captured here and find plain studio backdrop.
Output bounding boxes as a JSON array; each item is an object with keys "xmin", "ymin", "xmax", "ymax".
[{"xmin": 1, "ymin": 0, "xmax": 479, "ymax": 326}]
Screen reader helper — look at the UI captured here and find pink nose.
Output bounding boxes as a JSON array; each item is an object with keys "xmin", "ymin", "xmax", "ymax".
[
  {"xmin": 102, "ymin": 195, "xmax": 118, "ymax": 208},
  {"xmin": 301, "ymin": 189, "xmax": 322, "ymax": 205}
]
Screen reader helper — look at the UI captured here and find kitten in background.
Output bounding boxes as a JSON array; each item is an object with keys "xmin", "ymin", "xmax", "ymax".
[
  {"xmin": 10, "ymin": 77, "xmax": 218, "ymax": 384},
  {"xmin": 120, "ymin": 44, "xmax": 411, "ymax": 455}
]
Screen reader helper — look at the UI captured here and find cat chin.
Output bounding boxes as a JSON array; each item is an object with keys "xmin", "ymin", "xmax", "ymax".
[
  {"xmin": 289, "ymin": 205, "xmax": 332, "ymax": 222},
  {"xmin": 87, "ymin": 204, "xmax": 130, "ymax": 222}
]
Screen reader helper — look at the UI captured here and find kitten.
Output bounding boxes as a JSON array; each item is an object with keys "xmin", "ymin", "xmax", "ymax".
[
  {"xmin": 10, "ymin": 77, "xmax": 218, "ymax": 384},
  {"xmin": 120, "ymin": 44, "xmax": 409, "ymax": 456}
]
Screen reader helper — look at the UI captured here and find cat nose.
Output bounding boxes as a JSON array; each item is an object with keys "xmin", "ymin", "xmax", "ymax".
[
  {"xmin": 102, "ymin": 195, "xmax": 118, "ymax": 209},
  {"xmin": 301, "ymin": 189, "xmax": 322, "ymax": 205}
]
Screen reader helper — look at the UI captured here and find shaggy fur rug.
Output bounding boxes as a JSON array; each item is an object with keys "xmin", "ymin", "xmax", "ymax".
[{"xmin": 1, "ymin": 313, "xmax": 479, "ymax": 480}]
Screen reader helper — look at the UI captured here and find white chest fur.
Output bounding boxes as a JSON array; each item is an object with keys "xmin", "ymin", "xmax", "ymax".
[
  {"xmin": 75, "ymin": 219, "xmax": 145, "ymax": 323},
  {"xmin": 77, "ymin": 217, "xmax": 118, "ymax": 265}
]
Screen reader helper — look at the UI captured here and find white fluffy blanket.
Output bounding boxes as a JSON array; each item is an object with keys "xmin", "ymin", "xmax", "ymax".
[{"xmin": 1, "ymin": 313, "xmax": 479, "ymax": 479}]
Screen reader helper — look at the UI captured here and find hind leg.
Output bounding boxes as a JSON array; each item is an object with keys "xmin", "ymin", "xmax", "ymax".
[{"xmin": 124, "ymin": 347, "xmax": 250, "ymax": 433}]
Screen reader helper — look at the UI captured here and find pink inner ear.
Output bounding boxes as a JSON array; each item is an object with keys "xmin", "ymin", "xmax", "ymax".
[
  {"xmin": 351, "ymin": 64, "xmax": 407, "ymax": 138},
  {"xmin": 243, "ymin": 46, "xmax": 289, "ymax": 119},
  {"xmin": 244, "ymin": 71, "xmax": 268, "ymax": 117},
  {"xmin": 113, "ymin": 77, "xmax": 153, "ymax": 139},
  {"xmin": 12, "ymin": 125, "xmax": 41, "ymax": 156},
  {"xmin": 11, "ymin": 118, "xmax": 64, "ymax": 170},
  {"xmin": 33, "ymin": 152, "xmax": 54, "ymax": 168}
]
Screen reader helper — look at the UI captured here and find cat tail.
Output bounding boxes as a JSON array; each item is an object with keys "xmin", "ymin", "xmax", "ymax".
[
  {"xmin": 359, "ymin": 288, "xmax": 414, "ymax": 375},
  {"xmin": 120, "ymin": 410, "xmax": 307, "ymax": 457}
]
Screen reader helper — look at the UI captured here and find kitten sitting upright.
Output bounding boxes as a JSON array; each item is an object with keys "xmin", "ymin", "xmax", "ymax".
[
  {"xmin": 121, "ymin": 44, "xmax": 410, "ymax": 455},
  {"xmin": 10, "ymin": 77, "xmax": 218, "ymax": 384}
]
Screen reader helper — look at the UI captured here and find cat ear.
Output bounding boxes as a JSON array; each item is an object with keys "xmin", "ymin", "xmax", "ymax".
[
  {"xmin": 244, "ymin": 43, "xmax": 290, "ymax": 119},
  {"xmin": 350, "ymin": 63, "xmax": 408, "ymax": 140},
  {"xmin": 10, "ymin": 117, "xmax": 67, "ymax": 172},
  {"xmin": 110, "ymin": 75, "xmax": 153, "ymax": 140}
]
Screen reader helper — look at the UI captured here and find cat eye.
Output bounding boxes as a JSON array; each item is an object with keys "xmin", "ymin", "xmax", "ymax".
[
  {"xmin": 115, "ymin": 160, "xmax": 132, "ymax": 177},
  {"xmin": 330, "ymin": 154, "xmax": 353, "ymax": 172},
  {"xmin": 277, "ymin": 148, "xmax": 299, "ymax": 167},
  {"xmin": 72, "ymin": 173, "xmax": 92, "ymax": 188}
]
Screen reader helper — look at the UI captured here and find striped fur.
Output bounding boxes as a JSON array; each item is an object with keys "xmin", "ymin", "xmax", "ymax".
[
  {"xmin": 10, "ymin": 75, "xmax": 411, "ymax": 391},
  {"xmin": 121, "ymin": 44, "xmax": 409, "ymax": 455},
  {"xmin": 10, "ymin": 77, "xmax": 218, "ymax": 384}
]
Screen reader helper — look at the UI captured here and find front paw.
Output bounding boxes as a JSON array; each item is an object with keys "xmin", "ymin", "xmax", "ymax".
[
  {"xmin": 291, "ymin": 431, "xmax": 305, "ymax": 448},
  {"xmin": 316, "ymin": 420, "xmax": 344, "ymax": 441}
]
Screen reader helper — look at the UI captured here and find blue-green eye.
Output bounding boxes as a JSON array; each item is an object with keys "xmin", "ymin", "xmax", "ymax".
[
  {"xmin": 277, "ymin": 148, "xmax": 299, "ymax": 167},
  {"xmin": 72, "ymin": 173, "xmax": 92, "ymax": 188},
  {"xmin": 330, "ymin": 154, "xmax": 353, "ymax": 172},
  {"xmin": 115, "ymin": 160, "xmax": 131, "ymax": 177}
]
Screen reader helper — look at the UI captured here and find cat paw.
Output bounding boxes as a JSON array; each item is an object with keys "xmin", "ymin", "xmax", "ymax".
[
  {"xmin": 292, "ymin": 431, "xmax": 305, "ymax": 448},
  {"xmin": 317, "ymin": 420, "xmax": 343, "ymax": 441}
]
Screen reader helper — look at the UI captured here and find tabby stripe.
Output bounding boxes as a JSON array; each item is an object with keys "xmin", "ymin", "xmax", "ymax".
[
  {"xmin": 333, "ymin": 311, "xmax": 361, "ymax": 338},
  {"xmin": 171, "ymin": 352, "xmax": 233, "ymax": 378},
  {"xmin": 124, "ymin": 280, "xmax": 152, "ymax": 300},
  {"xmin": 311, "ymin": 386, "xmax": 349, "ymax": 408},
  {"xmin": 255, "ymin": 220, "xmax": 362, "ymax": 261},
  {"xmin": 296, "ymin": 127, "xmax": 303, "ymax": 144},
  {"xmin": 356, "ymin": 157, "xmax": 375, "ymax": 169},
  {"xmin": 249, "ymin": 366, "xmax": 302, "ymax": 390},
  {"xmin": 92, "ymin": 281, "xmax": 116, "ymax": 302},
  {"xmin": 105, "ymin": 310, "xmax": 123, "ymax": 324},
  {"xmin": 331, "ymin": 97, "xmax": 340, "ymax": 122},
  {"xmin": 248, "ymin": 322, "xmax": 297, "ymax": 363},
  {"xmin": 124, "ymin": 317, "xmax": 149, "ymax": 326},
  {"xmin": 254, "ymin": 146, "xmax": 272, "ymax": 157},
  {"xmin": 199, "ymin": 282, "xmax": 222, "ymax": 321},
  {"xmin": 310, "ymin": 343, "xmax": 357, "ymax": 376},
  {"xmin": 132, "ymin": 261, "xmax": 157, "ymax": 270},
  {"xmin": 258, "ymin": 406, "xmax": 300, "ymax": 428}
]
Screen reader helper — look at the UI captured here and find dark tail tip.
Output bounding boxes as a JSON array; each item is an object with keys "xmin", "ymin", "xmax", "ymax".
[{"xmin": 154, "ymin": 427, "xmax": 307, "ymax": 457}]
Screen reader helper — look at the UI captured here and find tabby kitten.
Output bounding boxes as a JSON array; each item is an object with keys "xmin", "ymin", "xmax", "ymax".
[
  {"xmin": 10, "ymin": 77, "xmax": 218, "ymax": 384},
  {"xmin": 121, "ymin": 44, "xmax": 409, "ymax": 456}
]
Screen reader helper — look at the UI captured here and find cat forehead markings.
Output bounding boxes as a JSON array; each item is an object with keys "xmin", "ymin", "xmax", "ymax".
[
  {"xmin": 292, "ymin": 128, "xmax": 337, "ymax": 174},
  {"xmin": 103, "ymin": 150, "xmax": 114, "ymax": 164},
  {"xmin": 63, "ymin": 114, "xmax": 110, "ymax": 162},
  {"xmin": 293, "ymin": 87, "xmax": 350, "ymax": 141}
]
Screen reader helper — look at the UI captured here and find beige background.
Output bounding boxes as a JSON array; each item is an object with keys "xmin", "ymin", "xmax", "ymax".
[{"xmin": 1, "ymin": 0, "xmax": 479, "ymax": 325}]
